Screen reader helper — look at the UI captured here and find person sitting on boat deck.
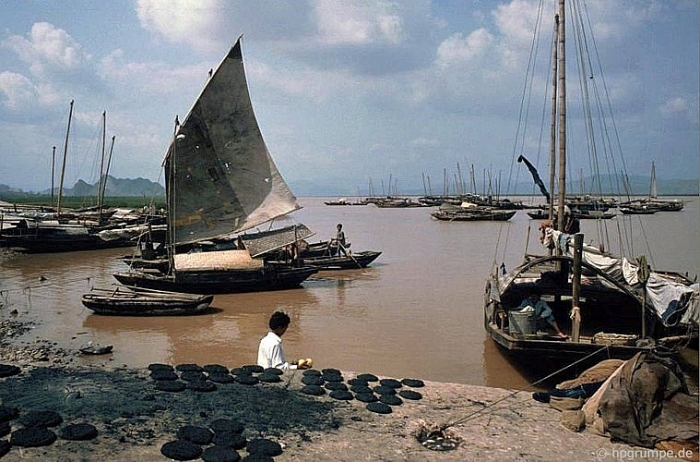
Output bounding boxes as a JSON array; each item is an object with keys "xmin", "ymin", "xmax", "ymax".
[
  {"xmin": 257, "ymin": 311, "xmax": 310, "ymax": 370},
  {"xmin": 517, "ymin": 289, "xmax": 567, "ymax": 339},
  {"xmin": 332, "ymin": 223, "xmax": 348, "ymax": 256}
]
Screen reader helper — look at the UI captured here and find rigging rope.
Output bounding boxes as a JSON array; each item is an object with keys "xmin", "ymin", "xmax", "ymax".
[{"xmin": 440, "ymin": 345, "xmax": 611, "ymax": 431}]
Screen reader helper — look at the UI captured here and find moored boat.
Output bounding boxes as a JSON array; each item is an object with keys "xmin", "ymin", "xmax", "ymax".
[{"xmin": 82, "ymin": 286, "xmax": 214, "ymax": 316}]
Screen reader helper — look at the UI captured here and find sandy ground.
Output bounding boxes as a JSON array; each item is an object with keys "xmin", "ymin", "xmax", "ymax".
[{"xmin": 0, "ymin": 317, "xmax": 696, "ymax": 462}]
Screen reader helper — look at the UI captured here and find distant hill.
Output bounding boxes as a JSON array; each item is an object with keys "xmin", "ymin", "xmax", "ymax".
[
  {"xmin": 0, "ymin": 176, "xmax": 165, "ymax": 198},
  {"xmin": 65, "ymin": 176, "xmax": 165, "ymax": 198}
]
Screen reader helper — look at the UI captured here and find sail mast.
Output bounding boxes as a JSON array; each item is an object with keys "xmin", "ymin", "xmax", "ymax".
[
  {"xmin": 556, "ymin": 0, "xmax": 567, "ymax": 232},
  {"xmin": 548, "ymin": 13, "xmax": 559, "ymax": 219},
  {"xmin": 56, "ymin": 100, "xmax": 74, "ymax": 218},
  {"xmin": 98, "ymin": 111, "xmax": 106, "ymax": 221}
]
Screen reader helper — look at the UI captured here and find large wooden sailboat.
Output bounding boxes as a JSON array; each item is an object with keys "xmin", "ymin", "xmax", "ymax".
[
  {"xmin": 114, "ymin": 38, "xmax": 317, "ymax": 294},
  {"xmin": 484, "ymin": 0, "xmax": 698, "ymax": 369}
]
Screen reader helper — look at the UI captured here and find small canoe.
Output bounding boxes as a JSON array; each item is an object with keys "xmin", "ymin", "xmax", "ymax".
[
  {"xmin": 303, "ymin": 250, "xmax": 382, "ymax": 270},
  {"xmin": 82, "ymin": 286, "xmax": 213, "ymax": 316}
]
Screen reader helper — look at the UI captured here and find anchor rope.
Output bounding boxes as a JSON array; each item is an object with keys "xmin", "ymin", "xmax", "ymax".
[{"xmin": 440, "ymin": 345, "xmax": 610, "ymax": 430}]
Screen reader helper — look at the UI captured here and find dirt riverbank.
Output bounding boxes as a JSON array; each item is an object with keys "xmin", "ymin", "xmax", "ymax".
[{"xmin": 0, "ymin": 317, "xmax": 695, "ymax": 462}]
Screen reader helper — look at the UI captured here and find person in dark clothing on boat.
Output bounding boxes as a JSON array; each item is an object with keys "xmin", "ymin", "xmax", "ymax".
[
  {"xmin": 517, "ymin": 289, "xmax": 567, "ymax": 339},
  {"xmin": 333, "ymin": 223, "xmax": 347, "ymax": 256},
  {"xmin": 257, "ymin": 311, "xmax": 310, "ymax": 370}
]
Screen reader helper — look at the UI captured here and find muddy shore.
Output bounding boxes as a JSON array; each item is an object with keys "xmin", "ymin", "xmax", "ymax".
[{"xmin": 0, "ymin": 319, "xmax": 695, "ymax": 461}]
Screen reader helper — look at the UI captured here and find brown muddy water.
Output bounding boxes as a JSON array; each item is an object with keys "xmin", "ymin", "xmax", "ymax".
[{"xmin": 0, "ymin": 197, "xmax": 697, "ymax": 389}]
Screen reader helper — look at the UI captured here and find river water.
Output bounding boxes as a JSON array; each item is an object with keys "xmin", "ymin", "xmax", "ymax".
[{"xmin": 0, "ymin": 197, "xmax": 697, "ymax": 389}]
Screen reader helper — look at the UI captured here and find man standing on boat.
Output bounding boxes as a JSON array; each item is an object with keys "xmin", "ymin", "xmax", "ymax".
[
  {"xmin": 518, "ymin": 290, "xmax": 567, "ymax": 339},
  {"xmin": 257, "ymin": 311, "xmax": 310, "ymax": 370},
  {"xmin": 334, "ymin": 223, "xmax": 348, "ymax": 256}
]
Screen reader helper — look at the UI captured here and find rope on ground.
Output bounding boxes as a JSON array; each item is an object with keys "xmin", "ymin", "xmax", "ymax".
[{"xmin": 440, "ymin": 345, "xmax": 611, "ymax": 431}]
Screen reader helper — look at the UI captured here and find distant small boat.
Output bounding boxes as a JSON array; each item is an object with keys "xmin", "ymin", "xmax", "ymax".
[
  {"xmin": 324, "ymin": 197, "xmax": 367, "ymax": 206},
  {"xmin": 431, "ymin": 203, "xmax": 516, "ymax": 221},
  {"xmin": 81, "ymin": 286, "xmax": 213, "ymax": 316}
]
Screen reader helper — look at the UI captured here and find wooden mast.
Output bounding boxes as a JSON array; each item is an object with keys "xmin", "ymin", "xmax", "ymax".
[
  {"xmin": 556, "ymin": 0, "xmax": 567, "ymax": 233},
  {"xmin": 56, "ymin": 100, "xmax": 74, "ymax": 218},
  {"xmin": 548, "ymin": 14, "xmax": 558, "ymax": 222}
]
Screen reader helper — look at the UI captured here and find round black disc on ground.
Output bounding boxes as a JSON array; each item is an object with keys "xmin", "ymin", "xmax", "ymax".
[
  {"xmin": 246, "ymin": 438, "xmax": 283, "ymax": 456},
  {"xmin": 235, "ymin": 375, "xmax": 259, "ymax": 385},
  {"xmin": 155, "ymin": 380, "xmax": 187, "ymax": 392},
  {"xmin": 302, "ymin": 369, "xmax": 321, "ymax": 376},
  {"xmin": 0, "ymin": 364, "xmax": 20, "ymax": 378},
  {"xmin": 187, "ymin": 380, "xmax": 217, "ymax": 392},
  {"xmin": 379, "ymin": 378, "xmax": 402, "ymax": 388},
  {"xmin": 300, "ymin": 385, "xmax": 325, "ymax": 396},
  {"xmin": 324, "ymin": 382, "xmax": 347, "ymax": 391},
  {"xmin": 321, "ymin": 368, "xmax": 341, "ymax": 375},
  {"xmin": 10, "ymin": 427, "xmax": 57, "ymax": 447},
  {"xmin": 60, "ymin": 423, "xmax": 98, "ymax": 441},
  {"xmin": 399, "ymin": 390, "xmax": 423, "ymax": 400},
  {"xmin": 0, "ymin": 440, "xmax": 9, "ymax": 458},
  {"xmin": 0, "ymin": 406, "xmax": 18, "ymax": 423},
  {"xmin": 366, "ymin": 402, "xmax": 392, "ymax": 414},
  {"xmin": 241, "ymin": 364, "xmax": 264, "ymax": 374},
  {"xmin": 150, "ymin": 369, "xmax": 179, "ymax": 381},
  {"xmin": 354, "ymin": 392, "xmax": 378, "ymax": 403},
  {"xmin": 213, "ymin": 430, "xmax": 246, "ymax": 450},
  {"xmin": 322, "ymin": 373, "xmax": 344, "ymax": 383},
  {"xmin": 356, "ymin": 373, "xmax": 379, "ymax": 382},
  {"xmin": 209, "ymin": 419, "xmax": 245, "ymax": 435},
  {"xmin": 19, "ymin": 410, "xmax": 63, "ymax": 427},
  {"xmin": 373, "ymin": 385, "xmax": 396, "ymax": 395},
  {"xmin": 230, "ymin": 368, "xmax": 250, "ymax": 376},
  {"xmin": 329, "ymin": 390, "xmax": 354, "ymax": 401},
  {"xmin": 177, "ymin": 425, "xmax": 213, "ymax": 445},
  {"xmin": 160, "ymin": 439, "xmax": 203, "ymax": 460},
  {"xmin": 379, "ymin": 394, "xmax": 403, "ymax": 406},
  {"xmin": 401, "ymin": 378, "xmax": 425, "ymax": 388},
  {"xmin": 301, "ymin": 376, "xmax": 324, "ymax": 386},
  {"xmin": 148, "ymin": 363, "xmax": 174, "ymax": 372},
  {"xmin": 347, "ymin": 378, "xmax": 368, "ymax": 386},
  {"xmin": 203, "ymin": 364, "xmax": 229, "ymax": 374},
  {"xmin": 350, "ymin": 385, "xmax": 373, "ymax": 394},
  {"xmin": 180, "ymin": 371, "xmax": 207, "ymax": 382},
  {"xmin": 175, "ymin": 363, "xmax": 203, "ymax": 373},
  {"xmin": 208, "ymin": 372, "xmax": 235, "ymax": 384},
  {"xmin": 263, "ymin": 367, "xmax": 283, "ymax": 375},
  {"xmin": 202, "ymin": 444, "xmax": 241, "ymax": 462},
  {"xmin": 258, "ymin": 372, "xmax": 282, "ymax": 383}
]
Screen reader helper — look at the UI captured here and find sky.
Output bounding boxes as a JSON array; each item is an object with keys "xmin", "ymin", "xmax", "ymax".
[{"xmin": 0, "ymin": 0, "xmax": 697, "ymax": 196}]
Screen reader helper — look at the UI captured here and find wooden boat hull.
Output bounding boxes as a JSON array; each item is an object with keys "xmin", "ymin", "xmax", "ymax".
[
  {"xmin": 113, "ymin": 265, "xmax": 318, "ymax": 294},
  {"xmin": 303, "ymin": 250, "xmax": 381, "ymax": 270},
  {"xmin": 1, "ymin": 226, "xmax": 135, "ymax": 253},
  {"xmin": 82, "ymin": 287, "xmax": 214, "ymax": 316},
  {"xmin": 432, "ymin": 210, "xmax": 516, "ymax": 221}
]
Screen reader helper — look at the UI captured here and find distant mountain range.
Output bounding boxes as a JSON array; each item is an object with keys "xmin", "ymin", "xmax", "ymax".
[
  {"xmin": 0, "ymin": 176, "xmax": 165, "ymax": 198},
  {"xmin": 0, "ymin": 174, "xmax": 697, "ymax": 198}
]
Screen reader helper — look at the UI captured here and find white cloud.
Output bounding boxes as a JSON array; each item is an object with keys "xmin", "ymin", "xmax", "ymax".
[
  {"xmin": 435, "ymin": 29, "xmax": 493, "ymax": 70},
  {"xmin": 2, "ymin": 22, "xmax": 89, "ymax": 77},
  {"xmin": 136, "ymin": 0, "xmax": 227, "ymax": 52},
  {"xmin": 0, "ymin": 72, "xmax": 36, "ymax": 109},
  {"xmin": 313, "ymin": 0, "xmax": 405, "ymax": 45},
  {"xmin": 660, "ymin": 97, "xmax": 689, "ymax": 118}
]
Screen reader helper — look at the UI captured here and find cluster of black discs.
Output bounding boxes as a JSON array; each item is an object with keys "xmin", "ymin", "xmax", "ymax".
[
  {"xmin": 0, "ymin": 364, "xmax": 99, "ymax": 458},
  {"xmin": 148, "ymin": 362, "xmax": 285, "ymax": 393},
  {"xmin": 299, "ymin": 368, "xmax": 425, "ymax": 415},
  {"xmin": 160, "ymin": 418, "xmax": 283, "ymax": 462},
  {"xmin": 151, "ymin": 363, "xmax": 288, "ymax": 461},
  {"xmin": 0, "ymin": 405, "xmax": 99, "ymax": 457}
]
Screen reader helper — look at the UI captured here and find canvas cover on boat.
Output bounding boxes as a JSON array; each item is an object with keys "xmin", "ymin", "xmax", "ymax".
[
  {"xmin": 173, "ymin": 249, "xmax": 263, "ymax": 271},
  {"xmin": 542, "ymin": 228, "xmax": 699, "ymax": 327},
  {"xmin": 165, "ymin": 38, "xmax": 300, "ymax": 246},
  {"xmin": 239, "ymin": 224, "xmax": 314, "ymax": 258}
]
